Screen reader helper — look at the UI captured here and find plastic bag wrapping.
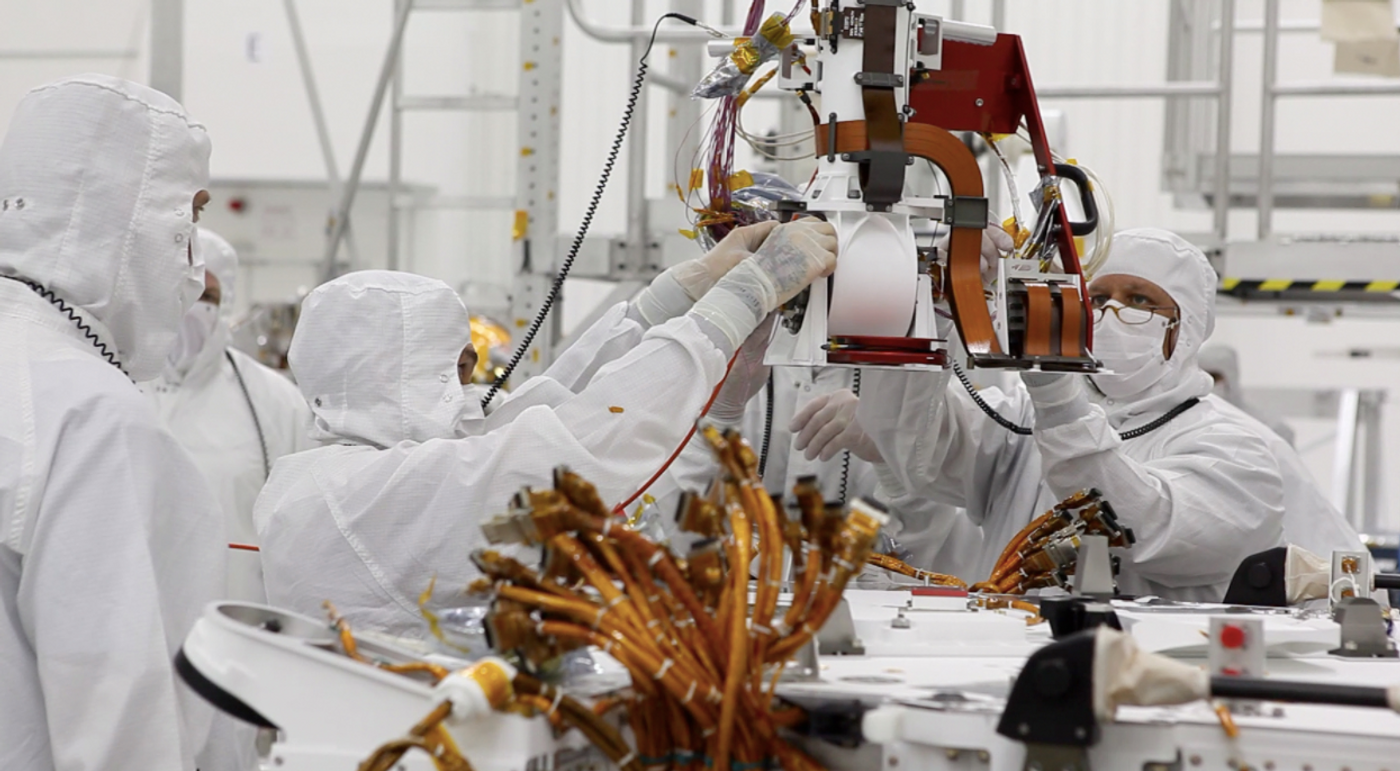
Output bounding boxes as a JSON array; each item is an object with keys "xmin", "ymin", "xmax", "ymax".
[
  {"xmin": 558, "ymin": 647, "xmax": 634, "ymax": 697},
  {"xmin": 692, "ymin": 14, "xmax": 794, "ymax": 99},
  {"xmin": 698, "ymin": 172, "xmax": 806, "ymax": 250},
  {"xmin": 422, "ymin": 600, "xmax": 493, "ymax": 658},
  {"xmin": 1284, "ymin": 544, "xmax": 1330, "ymax": 605},
  {"xmin": 1091, "ymin": 627, "xmax": 1209, "ymax": 723}
]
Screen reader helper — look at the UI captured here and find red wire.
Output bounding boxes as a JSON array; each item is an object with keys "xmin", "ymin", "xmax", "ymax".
[
  {"xmin": 612, "ymin": 350, "xmax": 740, "ymax": 515},
  {"xmin": 229, "ymin": 543, "xmax": 261, "ymax": 552}
]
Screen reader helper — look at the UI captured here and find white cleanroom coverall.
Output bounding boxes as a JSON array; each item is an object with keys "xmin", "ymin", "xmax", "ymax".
[
  {"xmin": 849, "ymin": 229, "xmax": 1288, "ymax": 600},
  {"xmin": 1199, "ymin": 344, "xmax": 1297, "ymax": 446},
  {"xmin": 142, "ymin": 229, "xmax": 315, "ymax": 604},
  {"xmin": 0, "ymin": 75, "xmax": 226, "ymax": 771},
  {"xmin": 257, "ymin": 221, "xmax": 837, "ymax": 638}
]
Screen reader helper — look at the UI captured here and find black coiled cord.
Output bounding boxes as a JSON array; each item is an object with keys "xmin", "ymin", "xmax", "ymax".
[
  {"xmin": 482, "ymin": 13, "xmax": 696, "ymax": 408},
  {"xmin": 226, "ymin": 350, "xmax": 272, "ymax": 479},
  {"xmin": 951, "ymin": 358, "xmax": 1201, "ymax": 440},
  {"xmin": 758, "ymin": 371, "xmax": 775, "ymax": 477},
  {"xmin": 4, "ymin": 276, "xmax": 131, "ymax": 379},
  {"xmin": 838, "ymin": 368, "xmax": 861, "ymax": 505}
]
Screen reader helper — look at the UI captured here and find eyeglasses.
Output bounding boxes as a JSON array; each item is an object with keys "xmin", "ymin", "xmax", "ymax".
[{"xmin": 1091, "ymin": 302, "xmax": 1178, "ymax": 326}]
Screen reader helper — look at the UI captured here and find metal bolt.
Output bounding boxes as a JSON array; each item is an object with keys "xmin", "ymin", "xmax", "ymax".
[
  {"xmin": 866, "ymin": 204, "xmax": 875, "ymax": 212},
  {"xmin": 975, "ymin": 98, "xmax": 984, "ymax": 107},
  {"xmin": 945, "ymin": 749, "xmax": 959, "ymax": 759},
  {"xmin": 978, "ymin": 751, "xmax": 990, "ymax": 763},
  {"xmin": 1017, "ymin": 722, "xmax": 1029, "ymax": 736},
  {"xmin": 1073, "ymin": 727, "xmax": 1087, "ymax": 740},
  {"xmin": 887, "ymin": 756, "xmax": 899, "ymax": 767},
  {"xmin": 1189, "ymin": 756, "xmax": 1202, "ymax": 767},
  {"xmin": 841, "ymin": 153, "xmax": 853, "ymax": 161},
  {"xmin": 13, "ymin": 198, "xmax": 23, "ymax": 210}
]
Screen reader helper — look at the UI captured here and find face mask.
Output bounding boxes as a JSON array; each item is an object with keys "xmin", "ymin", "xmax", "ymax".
[
  {"xmin": 1088, "ymin": 301, "xmax": 1176, "ymax": 400},
  {"xmin": 167, "ymin": 300, "xmax": 221, "ymax": 374},
  {"xmin": 180, "ymin": 224, "xmax": 206, "ymax": 313}
]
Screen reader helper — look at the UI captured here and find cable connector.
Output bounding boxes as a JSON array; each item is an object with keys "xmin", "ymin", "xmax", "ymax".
[{"xmin": 481, "ymin": 513, "xmax": 541, "ymax": 546}]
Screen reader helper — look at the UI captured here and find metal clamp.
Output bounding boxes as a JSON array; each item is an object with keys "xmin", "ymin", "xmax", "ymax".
[
  {"xmin": 854, "ymin": 71, "xmax": 905, "ymax": 88},
  {"xmin": 945, "ymin": 195, "xmax": 990, "ymax": 229}
]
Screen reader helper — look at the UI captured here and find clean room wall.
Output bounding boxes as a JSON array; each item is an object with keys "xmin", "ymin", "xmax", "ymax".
[{"xmin": 2, "ymin": 0, "xmax": 1399, "ymax": 527}]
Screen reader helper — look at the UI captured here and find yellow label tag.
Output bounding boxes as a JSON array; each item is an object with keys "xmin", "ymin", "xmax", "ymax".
[
  {"xmin": 679, "ymin": 228, "xmax": 699, "ymax": 240},
  {"xmin": 512, "ymin": 210, "xmax": 529, "ymax": 241},
  {"xmin": 689, "ymin": 168, "xmax": 705, "ymax": 193},
  {"xmin": 728, "ymin": 170, "xmax": 755, "ymax": 191},
  {"xmin": 608, "ymin": 406, "xmax": 625, "ymax": 414}
]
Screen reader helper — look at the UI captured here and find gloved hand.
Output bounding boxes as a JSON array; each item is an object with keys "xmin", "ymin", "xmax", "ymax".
[
  {"xmin": 708, "ymin": 312, "xmax": 776, "ymax": 424},
  {"xmin": 690, "ymin": 218, "xmax": 838, "ymax": 350},
  {"xmin": 634, "ymin": 221, "xmax": 781, "ymax": 327},
  {"xmin": 676, "ymin": 220, "xmax": 780, "ymax": 301},
  {"xmin": 1020, "ymin": 370, "xmax": 1090, "ymax": 430},
  {"xmin": 790, "ymin": 388, "xmax": 883, "ymax": 463},
  {"xmin": 936, "ymin": 224, "xmax": 1014, "ymax": 287}
]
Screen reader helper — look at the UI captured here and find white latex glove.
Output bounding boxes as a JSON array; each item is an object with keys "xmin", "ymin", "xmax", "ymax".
[
  {"xmin": 634, "ymin": 221, "xmax": 781, "ymax": 327},
  {"xmin": 676, "ymin": 220, "xmax": 781, "ymax": 301},
  {"xmin": 935, "ymin": 224, "xmax": 1013, "ymax": 287},
  {"xmin": 690, "ymin": 218, "xmax": 838, "ymax": 350},
  {"xmin": 790, "ymin": 388, "xmax": 882, "ymax": 463},
  {"xmin": 708, "ymin": 312, "xmax": 777, "ymax": 424}
]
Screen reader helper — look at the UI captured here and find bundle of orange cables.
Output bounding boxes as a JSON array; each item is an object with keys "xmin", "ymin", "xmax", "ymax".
[
  {"xmin": 970, "ymin": 489, "xmax": 1133, "ymax": 595},
  {"xmin": 471, "ymin": 427, "xmax": 889, "ymax": 771}
]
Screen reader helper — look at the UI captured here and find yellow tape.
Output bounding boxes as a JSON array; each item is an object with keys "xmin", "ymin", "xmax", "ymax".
[
  {"xmin": 1258, "ymin": 279, "xmax": 1292, "ymax": 291},
  {"xmin": 1366, "ymin": 280, "xmax": 1399, "ymax": 292},
  {"xmin": 679, "ymin": 228, "xmax": 699, "ymax": 240},
  {"xmin": 1312, "ymin": 280, "xmax": 1346, "ymax": 291},
  {"xmin": 1220, "ymin": 278, "xmax": 1241, "ymax": 291},
  {"xmin": 688, "ymin": 168, "xmax": 705, "ymax": 193},
  {"xmin": 512, "ymin": 210, "xmax": 529, "ymax": 241},
  {"xmin": 728, "ymin": 170, "xmax": 755, "ymax": 191}
]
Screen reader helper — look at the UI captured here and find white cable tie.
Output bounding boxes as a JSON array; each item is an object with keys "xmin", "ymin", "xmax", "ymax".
[
  {"xmin": 648, "ymin": 593, "xmax": 662, "ymax": 603},
  {"xmin": 706, "ymin": 687, "xmax": 723, "ymax": 703},
  {"xmin": 702, "ymin": 727, "xmax": 717, "ymax": 738},
  {"xmin": 683, "ymin": 680, "xmax": 699, "ymax": 704},
  {"xmin": 648, "ymin": 551, "xmax": 665, "ymax": 568},
  {"xmin": 618, "ymin": 751, "xmax": 637, "ymax": 768},
  {"xmin": 752, "ymin": 623, "xmax": 774, "ymax": 636},
  {"xmin": 607, "ymin": 594, "xmax": 627, "ymax": 608},
  {"xmin": 602, "ymin": 518, "xmax": 614, "ymax": 536},
  {"xmin": 535, "ymin": 620, "xmax": 547, "ymax": 635},
  {"xmin": 548, "ymin": 689, "xmax": 564, "ymax": 715},
  {"xmin": 646, "ymin": 618, "xmax": 661, "ymax": 628},
  {"xmin": 654, "ymin": 658, "xmax": 675, "ymax": 680},
  {"xmin": 833, "ymin": 557, "xmax": 854, "ymax": 572},
  {"xmin": 603, "ymin": 638, "xmax": 616, "ymax": 653},
  {"xmin": 594, "ymin": 605, "xmax": 610, "ymax": 628}
]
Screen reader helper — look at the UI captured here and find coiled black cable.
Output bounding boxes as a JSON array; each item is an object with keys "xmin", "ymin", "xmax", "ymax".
[
  {"xmin": 838, "ymin": 368, "xmax": 861, "ymax": 505},
  {"xmin": 482, "ymin": 13, "xmax": 696, "ymax": 408},
  {"xmin": 758, "ymin": 371, "xmax": 775, "ymax": 477},
  {"xmin": 226, "ymin": 350, "xmax": 272, "ymax": 479},
  {"xmin": 4, "ymin": 276, "xmax": 131, "ymax": 379},
  {"xmin": 951, "ymin": 358, "xmax": 1200, "ymax": 440}
]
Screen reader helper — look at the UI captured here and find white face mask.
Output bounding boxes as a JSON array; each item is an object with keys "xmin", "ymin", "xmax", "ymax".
[
  {"xmin": 168, "ymin": 300, "xmax": 220, "ymax": 374},
  {"xmin": 1088, "ymin": 301, "xmax": 1177, "ymax": 400},
  {"xmin": 453, "ymin": 384, "xmax": 492, "ymax": 437},
  {"xmin": 180, "ymin": 224, "xmax": 206, "ymax": 313}
]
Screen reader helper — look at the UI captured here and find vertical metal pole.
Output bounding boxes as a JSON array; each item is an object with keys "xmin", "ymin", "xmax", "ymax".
[
  {"xmin": 625, "ymin": 0, "xmax": 651, "ymax": 275},
  {"xmin": 284, "ymin": 0, "xmax": 361, "ymax": 269},
  {"xmin": 322, "ymin": 0, "xmax": 415, "ymax": 281},
  {"xmin": 668, "ymin": 0, "xmax": 706, "ymax": 225},
  {"xmin": 149, "ymin": 0, "xmax": 184, "ymax": 100},
  {"xmin": 1362, "ymin": 394, "xmax": 1385, "ymax": 534},
  {"xmin": 387, "ymin": 0, "xmax": 406, "ymax": 270},
  {"xmin": 984, "ymin": 0, "xmax": 1007, "ymax": 214},
  {"xmin": 1213, "ymin": 0, "xmax": 1235, "ymax": 244},
  {"xmin": 1333, "ymin": 388, "xmax": 1361, "ymax": 529},
  {"xmin": 1257, "ymin": 0, "xmax": 1280, "ymax": 241}
]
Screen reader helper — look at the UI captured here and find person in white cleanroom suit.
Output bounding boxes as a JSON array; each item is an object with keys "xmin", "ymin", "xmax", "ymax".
[
  {"xmin": 1198, "ymin": 344, "xmax": 1362, "ymax": 556},
  {"xmin": 256, "ymin": 219, "xmax": 836, "ymax": 638},
  {"xmin": 791, "ymin": 228, "xmax": 1290, "ymax": 601},
  {"xmin": 0, "ymin": 75, "xmax": 226, "ymax": 770},
  {"xmin": 142, "ymin": 229, "xmax": 314, "ymax": 604},
  {"xmin": 1199, "ymin": 344, "xmax": 1297, "ymax": 446}
]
